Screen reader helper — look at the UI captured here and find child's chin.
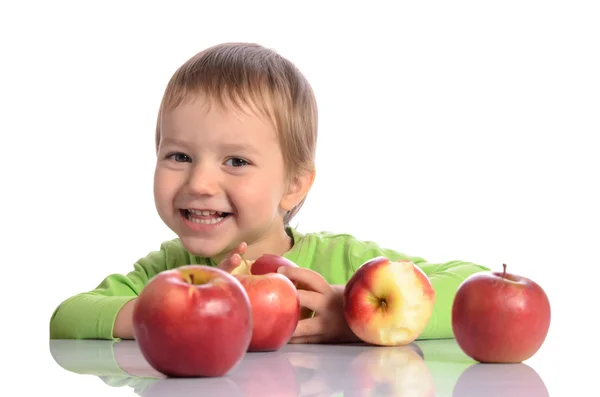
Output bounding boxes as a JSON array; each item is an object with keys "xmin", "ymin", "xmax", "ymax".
[{"xmin": 178, "ymin": 238, "xmax": 226, "ymax": 259}]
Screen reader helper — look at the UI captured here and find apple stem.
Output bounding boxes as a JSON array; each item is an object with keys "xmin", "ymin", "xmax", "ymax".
[
  {"xmin": 502, "ymin": 263, "xmax": 507, "ymax": 278},
  {"xmin": 241, "ymin": 255, "xmax": 249, "ymax": 269}
]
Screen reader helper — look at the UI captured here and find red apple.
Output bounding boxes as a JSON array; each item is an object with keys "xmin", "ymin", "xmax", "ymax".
[
  {"xmin": 343, "ymin": 256, "xmax": 436, "ymax": 346},
  {"xmin": 251, "ymin": 255, "xmax": 317, "ymax": 319},
  {"xmin": 251, "ymin": 254, "xmax": 299, "ymax": 275},
  {"xmin": 344, "ymin": 344, "xmax": 436, "ymax": 397},
  {"xmin": 132, "ymin": 265, "xmax": 252, "ymax": 377},
  {"xmin": 231, "ymin": 254, "xmax": 313, "ymax": 320},
  {"xmin": 234, "ymin": 272, "xmax": 300, "ymax": 351},
  {"xmin": 451, "ymin": 263, "xmax": 551, "ymax": 363}
]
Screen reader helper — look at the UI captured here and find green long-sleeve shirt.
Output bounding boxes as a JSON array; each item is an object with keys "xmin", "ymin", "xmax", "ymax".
[{"xmin": 49, "ymin": 227, "xmax": 490, "ymax": 340}]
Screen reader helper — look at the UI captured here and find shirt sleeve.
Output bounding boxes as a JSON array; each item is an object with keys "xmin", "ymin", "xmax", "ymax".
[
  {"xmin": 345, "ymin": 237, "xmax": 491, "ymax": 340},
  {"xmin": 49, "ymin": 239, "xmax": 194, "ymax": 340}
]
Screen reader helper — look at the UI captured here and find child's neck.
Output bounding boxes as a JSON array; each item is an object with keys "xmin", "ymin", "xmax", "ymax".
[
  {"xmin": 209, "ymin": 227, "xmax": 294, "ymax": 265},
  {"xmin": 244, "ymin": 227, "xmax": 294, "ymax": 260}
]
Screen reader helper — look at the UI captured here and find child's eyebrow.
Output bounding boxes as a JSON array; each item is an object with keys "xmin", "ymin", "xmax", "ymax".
[
  {"xmin": 220, "ymin": 142, "xmax": 261, "ymax": 155},
  {"xmin": 160, "ymin": 137, "xmax": 189, "ymax": 148}
]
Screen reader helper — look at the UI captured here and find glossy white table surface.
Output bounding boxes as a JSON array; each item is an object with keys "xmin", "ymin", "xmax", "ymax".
[{"xmin": 49, "ymin": 338, "xmax": 553, "ymax": 396}]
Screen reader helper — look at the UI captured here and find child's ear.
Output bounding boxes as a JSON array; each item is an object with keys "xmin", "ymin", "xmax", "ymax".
[{"xmin": 280, "ymin": 169, "xmax": 316, "ymax": 212}]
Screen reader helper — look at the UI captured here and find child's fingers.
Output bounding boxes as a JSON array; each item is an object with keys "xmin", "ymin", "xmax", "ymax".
[
  {"xmin": 296, "ymin": 289, "xmax": 325, "ymax": 313},
  {"xmin": 217, "ymin": 253, "xmax": 239, "ymax": 271},
  {"xmin": 278, "ymin": 266, "xmax": 330, "ymax": 295},
  {"xmin": 219, "ymin": 254, "xmax": 242, "ymax": 272},
  {"xmin": 288, "ymin": 334, "xmax": 326, "ymax": 344},
  {"xmin": 217, "ymin": 242, "xmax": 247, "ymax": 272},
  {"xmin": 291, "ymin": 316, "xmax": 326, "ymax": 339},
  {"xmin": 300, "ymin": 306, "xmax": 315, "ymax": 320},
  {"xmin": 232, "ymin": 241, "xmax": 247, "ymax": 256}
]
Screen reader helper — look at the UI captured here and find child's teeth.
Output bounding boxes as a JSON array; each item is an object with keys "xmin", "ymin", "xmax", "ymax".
[
  {"xmin": 188, "ymin": 216, "xmax": 225, "ymax": 224},
  {"xmin": 189, "ymin": 209, "xmax": 218, "ymax": 216}
]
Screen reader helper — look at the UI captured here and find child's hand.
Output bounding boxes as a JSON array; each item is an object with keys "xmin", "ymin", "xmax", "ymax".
[
  {"xmin": 216, "ymin": 242, "xmax": 247, "ymax": 273},
  {"xmin": 276, "ymin": 266, "xmax": 360, "ymax": 344}
]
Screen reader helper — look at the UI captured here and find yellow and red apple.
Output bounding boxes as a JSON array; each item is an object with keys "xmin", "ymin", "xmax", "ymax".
[
  {"xmin": 343, "ymin": 256, "xmax": 436, "ymax": 346},
  {"xmin": 132, "ymin": 265, "xmax": 252, "ymax": 377},
  {"xmin": 451, "ymin": 263, "xmax": 551, "ymax": 363}
]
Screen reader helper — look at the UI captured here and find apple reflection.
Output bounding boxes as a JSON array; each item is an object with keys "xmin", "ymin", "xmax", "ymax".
[
  {"xmin": 281, "ymin": 342, "xmax": 433, "ymax": 396},
  {"xmin": 137, "ymin": 347, "xmax": 301, "ymax": 396},
  {"xmin": 343, "ymin": 344, "xmax": 435, "ymax": 397},
  {"xmin": 141, "ymin": 376, "xmax": 243, "ymax": 396},
  {"xmin": 50, "ymin": 339, "xmax": 301, "ymax": 396},
  {"xmin": 452, "ymin": 362, "xmax": 549, "ymax": 397},
  {"xmin": 50, "ymin": 339, "xmax": 441, "ymax": 396},
  {"xmin": 224, "ymin": 350, "xmax": 301, "ymax": 396},
  {"xmin": 116, "ymin": 342, "xmax": 302, "ymax": 396}
]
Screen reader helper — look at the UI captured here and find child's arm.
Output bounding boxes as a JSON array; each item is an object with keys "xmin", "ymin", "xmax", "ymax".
[
  {"xmin": 49, "ymin": 247, "xmax": 168, "ymax": 340},
  {"xmin": 413, "ymin": 260, "xmax": 490, "ymax": 339},
  {"xmin": 113, "ymin": 299, "xmax": 138, "ymax": 339},
  {"xmin": 49, "ymin": 240, "xmax": 247, "ymax": 340}
]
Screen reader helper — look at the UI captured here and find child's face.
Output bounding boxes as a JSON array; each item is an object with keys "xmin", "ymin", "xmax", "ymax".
[{"xmin": 154, "ymin": 93, "xmax": 295, "ymax": 262}]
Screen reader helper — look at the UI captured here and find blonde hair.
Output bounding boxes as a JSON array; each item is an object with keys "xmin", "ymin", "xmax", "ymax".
[{"xmin": 155, "ymin": 42, "xmax": 318, "ymax": 225}]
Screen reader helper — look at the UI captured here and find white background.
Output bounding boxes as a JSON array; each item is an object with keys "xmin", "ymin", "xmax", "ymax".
[{"xmin": 2, "ymin": 0, "xmax": 598, "ymax": 395}]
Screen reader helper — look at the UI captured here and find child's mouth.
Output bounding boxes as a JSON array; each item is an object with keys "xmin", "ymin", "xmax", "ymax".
[{"xmin": 181, "ymin": 209, "xmax": 231, "ymax": 225}]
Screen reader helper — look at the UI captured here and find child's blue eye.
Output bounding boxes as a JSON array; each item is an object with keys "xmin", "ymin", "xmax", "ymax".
[
  {"xmin": 225, "ymin": 158, "xmax": 249, "ymax": 167},
  {"xmin": 167, "ymin": 153, "xmax": 191, "ymax": 162}
]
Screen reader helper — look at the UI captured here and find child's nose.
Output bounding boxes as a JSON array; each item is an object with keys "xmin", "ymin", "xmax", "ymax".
[{"xmin": 186, "ymin": 164, "xmax": 221, "ymax": 196}]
